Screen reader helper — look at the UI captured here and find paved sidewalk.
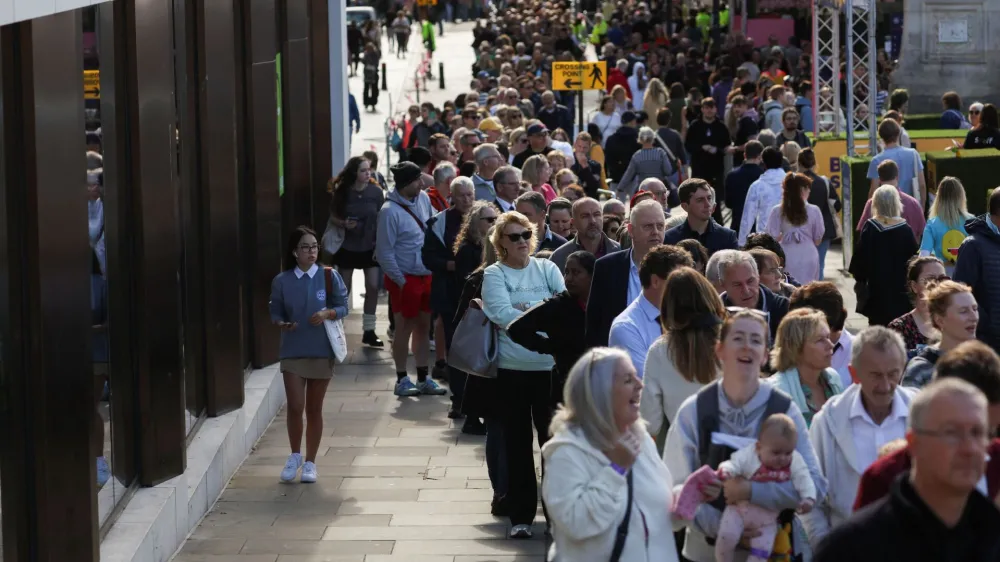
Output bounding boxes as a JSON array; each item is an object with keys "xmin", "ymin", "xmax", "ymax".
[{"xmin": 172, "ymin": 300, "xmax": 545, "ymax": 562}]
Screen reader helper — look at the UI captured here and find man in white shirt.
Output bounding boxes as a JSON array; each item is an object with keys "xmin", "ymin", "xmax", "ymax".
[
  {"xmin": 609, "ymin": 245, "xmax": 693, "ymax": 377},
  {"xmin": 806, "ymin": 326, "xmax": 916, "ymax": 544}
]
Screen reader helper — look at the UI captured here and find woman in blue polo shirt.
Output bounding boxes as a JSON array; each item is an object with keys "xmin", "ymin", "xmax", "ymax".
[{"xmin": 269, "ymin": 226, "xmax": 348, "ymax": 485}]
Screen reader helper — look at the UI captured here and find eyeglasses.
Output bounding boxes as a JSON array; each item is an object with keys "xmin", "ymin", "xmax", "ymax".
[
  {"xmin": 481, "ymin": 216, "xmax": 497, "ymax": 223},
  {"xmin": 298, "ymin": 244, "xmax": 319, "ymax": 252},
  {"xmin": 914, "ymin": 427, "xmax": 990, "ymax": 446},
  {"xmin": 504, "ymin": 231, "xmax": 532, "ymax": 243}
]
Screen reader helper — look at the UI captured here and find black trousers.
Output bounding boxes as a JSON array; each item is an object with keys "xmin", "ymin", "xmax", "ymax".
[
  {"xmin": 498, "ymin": 368, "xmax": 553, "ymax": 526},
  {"xmin": 363, "ymin": 82, "xmax": 379, "ymax": 107}
]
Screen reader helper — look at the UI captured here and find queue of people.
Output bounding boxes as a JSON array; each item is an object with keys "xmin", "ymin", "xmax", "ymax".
[{"xmin": 262, "ymin": 2, "xmax": 1000, "ymax": 560}]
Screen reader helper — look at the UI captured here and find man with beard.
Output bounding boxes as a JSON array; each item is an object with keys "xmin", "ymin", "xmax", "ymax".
[{"xmin": 550, "ymin": 197, "xmax": 621, "ymax": 272}]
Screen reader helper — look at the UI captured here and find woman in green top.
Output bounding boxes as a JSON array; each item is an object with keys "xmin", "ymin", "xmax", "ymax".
[{"xmin": 768, "ymin": 308, "xmax": 845, "ymax": 426}]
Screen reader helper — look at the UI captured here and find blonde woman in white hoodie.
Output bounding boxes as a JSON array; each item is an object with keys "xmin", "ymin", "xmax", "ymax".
[{"xmin": 543, "ymin": 347, "xmax": 701, "ymax": 562}]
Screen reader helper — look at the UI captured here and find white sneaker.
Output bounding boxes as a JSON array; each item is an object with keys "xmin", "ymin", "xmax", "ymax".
[
  {"xmin": 300, "ymin": 461, "xmax": 318, "ymax": 483},
  {"xmin": 280, "ymin": 452, "xmax": 303, "ymax": 482}
]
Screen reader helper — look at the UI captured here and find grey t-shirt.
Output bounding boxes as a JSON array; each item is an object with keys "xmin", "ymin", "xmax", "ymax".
[{"xmin": 338, "ymin": 183, "xmax": 385, "ymax": 252}]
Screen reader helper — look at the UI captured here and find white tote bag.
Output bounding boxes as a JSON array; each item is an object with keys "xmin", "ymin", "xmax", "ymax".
[{"xmin": 323, "ymin": 268, "xmax": 348, "ymax": 363}]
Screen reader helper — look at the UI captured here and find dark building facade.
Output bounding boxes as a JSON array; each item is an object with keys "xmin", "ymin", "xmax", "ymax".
[{"xmin": 0, "ymin": 0, "xmax": 340, "ymax": 559}]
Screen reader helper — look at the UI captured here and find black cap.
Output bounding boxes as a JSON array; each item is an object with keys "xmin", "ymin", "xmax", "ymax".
[
  {"xmin": 621, "ymin": 111, "xmax": 637, "ymax": 124},
  {"xmin": 390, "ymin": 162, "xmax": 422, "ymax": 188}
]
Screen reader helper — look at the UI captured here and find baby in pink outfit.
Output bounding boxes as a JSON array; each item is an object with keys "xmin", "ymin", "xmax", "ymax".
[
  {"xmin": 672, "ymin": 414, "xmax": 815, "ymax": 562},
  {"xmin": 714, "ymin": 413, "xmax": 815, "ymax": 562}
]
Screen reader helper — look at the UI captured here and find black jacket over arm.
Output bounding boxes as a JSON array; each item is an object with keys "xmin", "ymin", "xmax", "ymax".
[
  {"xmin": 507, "ymin": 291, "xmax": 587, "ymax": 379},
  {"xmin": 585, "ymin": 249, "xmax": 632, "ymax": 348},
  {"xmin": 571, "ymin": 159, "xmax": 603, "ymax": 198}
]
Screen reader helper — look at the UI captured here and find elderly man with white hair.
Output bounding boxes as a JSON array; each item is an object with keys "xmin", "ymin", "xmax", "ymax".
[
  {"xmin": 428, "ymin": 162, "xmax": 457, "ymax": 212},
  {"xmin": 422, "ymin": 176, "xmax": 476, "ymax": 381},
  {"xmin": 471, "ymin": 143, "xmax": 504, "ymax": 201},
  {"xmin": 805, "ymin": 326, "xmax": 917, "ymax": 545},
  {"xmin": 717, "ymin": 250, "xmax": 790, "ymax": 341}
]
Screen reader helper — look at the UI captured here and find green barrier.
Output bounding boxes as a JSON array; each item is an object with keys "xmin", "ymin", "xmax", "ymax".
[{"xmin": 925, "ymin": 149, "xmax": 1000, "ymax": 216}]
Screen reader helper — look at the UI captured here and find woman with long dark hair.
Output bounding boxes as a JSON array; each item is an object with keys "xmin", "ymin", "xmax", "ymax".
[
  {"xmin": 764, "ymin": 172, "xmax": 825, "ymax": 284},
  {"xmin": 269, "ymin": 226, "xmax": 349, "ymax": 484},
  {"xmin": 327, "ymin": 156, "xmax": 385, "ymax": 347}
]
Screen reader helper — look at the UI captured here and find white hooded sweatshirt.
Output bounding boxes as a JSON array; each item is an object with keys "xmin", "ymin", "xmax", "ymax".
[{"xmin": 542, "ymin": 425, "xmax": 681, "ymax": 562}]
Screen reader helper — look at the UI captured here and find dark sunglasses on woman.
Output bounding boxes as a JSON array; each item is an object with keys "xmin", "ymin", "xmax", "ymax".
[{"xmin": 505, "ymin": 231, "xmax": 532, "ymax": 243}]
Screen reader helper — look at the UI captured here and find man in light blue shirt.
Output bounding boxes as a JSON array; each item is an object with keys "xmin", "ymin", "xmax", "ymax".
[
  {"xmin": 609, "ymin": 245, "xmax": 694, "ymax": 377},
  {"xmin": 865, "ymin": 119, "xmax": 926, "ymax": 209}
]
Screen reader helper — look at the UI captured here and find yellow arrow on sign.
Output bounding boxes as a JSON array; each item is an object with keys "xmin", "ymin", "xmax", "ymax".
[{"xmin": 551, "ymin": 61, "xmax": 607, "ymax": 91}]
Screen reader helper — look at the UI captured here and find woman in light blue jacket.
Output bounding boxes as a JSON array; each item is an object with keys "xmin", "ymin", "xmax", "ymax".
[
  {"xmin": 768, "ymin": 308, "xmax": 845, "ymax": 427},
  {"xmin": 919, "ymin": 176, "xmax": 972, "ymax": 276},
  {"xmin": 269, "ymin": 226, "xmax": 348, "ymax": 485},
  {"xmin": 481, "ymin": 211, "xmax": 566, "ymax": 539}
]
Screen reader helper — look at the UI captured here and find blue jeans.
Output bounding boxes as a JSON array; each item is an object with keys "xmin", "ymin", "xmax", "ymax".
[
  {"xmin": 485, "ymin": 417, "xmax": 508, "ymax": 497},
  {"xmin": 817, "ymin": 239, "xmax": 831, "ymax": 280}
]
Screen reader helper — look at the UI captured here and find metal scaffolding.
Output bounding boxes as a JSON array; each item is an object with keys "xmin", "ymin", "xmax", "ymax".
[
  {"xmin": 845, "ymin": 0, "xmax": 878, "ymax": 157},
  {"xmin": 811, "ymin": 0, "xmax": 841, "ymax": 136}
]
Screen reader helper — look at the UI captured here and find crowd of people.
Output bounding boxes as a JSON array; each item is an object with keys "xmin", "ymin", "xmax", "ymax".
[{"xmin": 269, "ymin": 1, "xmax": 1000, "ymax": 561}]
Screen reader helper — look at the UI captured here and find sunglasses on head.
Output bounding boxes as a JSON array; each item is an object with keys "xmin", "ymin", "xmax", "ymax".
[{"xmin": 504, "ymin": 231, "xmax": 532, "ymax": 243}]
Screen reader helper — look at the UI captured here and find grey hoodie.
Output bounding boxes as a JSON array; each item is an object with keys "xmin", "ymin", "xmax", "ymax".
[{"xmin": 375, "ymin": 189, "xmax": 433, "ymax": 286}]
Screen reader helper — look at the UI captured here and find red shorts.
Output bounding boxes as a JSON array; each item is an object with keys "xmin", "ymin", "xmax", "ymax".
[{"xmin": 385, "ymin": 274, "xmax": 432, "ymax": 319}]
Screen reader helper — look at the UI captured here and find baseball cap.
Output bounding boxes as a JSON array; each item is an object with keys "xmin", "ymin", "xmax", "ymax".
[
  {"xmin": 479, "ymin": 117, "xmax": 503, "ymax": 132},
  {"xmin": 526, "ymin": 123, "xmax": 549, "ymax": 135}
]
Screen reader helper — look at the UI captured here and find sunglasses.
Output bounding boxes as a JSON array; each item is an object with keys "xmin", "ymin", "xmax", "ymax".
[
  {"xmin": 971, "ymin": 110, "xmax": 981, "ymax": 115},
  {"xmin": 504, "ymin": 231, "xmax": 532, "ymax": 243},
  {"xmin": 481, "ymin": 216, "xmax": 497, "ymax": 223}
]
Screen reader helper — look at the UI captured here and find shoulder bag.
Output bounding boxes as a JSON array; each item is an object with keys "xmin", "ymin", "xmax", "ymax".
[
  {"xmin": 910, "ymin": 149, "xmax": 922, "ymax": 204},
  {"xmin": 448, "ymin": 298, "xmax": 499, "ymax": 379},
  {"xmin": 322, "ymin": 219, "xmax": 345, "ymax": 256},
  {"xmin": 608, "ymin": 470, "xmax": 634, "ymax": 562},
  {"xmin": 324, "ymin": 267, "xmax": 349, "ymax": 363}
]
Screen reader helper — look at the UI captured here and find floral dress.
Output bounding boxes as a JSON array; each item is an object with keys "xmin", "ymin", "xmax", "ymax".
[{"xmin": 888, "ymin": 311, "xmax": 931, "ymax": 360}]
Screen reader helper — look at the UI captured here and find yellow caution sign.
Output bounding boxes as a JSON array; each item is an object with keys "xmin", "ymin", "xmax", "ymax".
[
  {"xmin": 552, "ymin": 61, "xmax": 607, "ymax": 91},
  {"xmin": 84, "ymin": 70, "xmax": 100, "ymax": 100}
]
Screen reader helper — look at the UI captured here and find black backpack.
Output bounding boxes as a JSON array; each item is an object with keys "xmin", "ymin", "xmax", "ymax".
[{"xmin": 695, "ymin": 381, "xmax": 803, "ymax": 561}]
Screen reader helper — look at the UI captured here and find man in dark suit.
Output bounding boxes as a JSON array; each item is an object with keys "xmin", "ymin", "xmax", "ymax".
[
  {"xmin": 586, "ymin": 199, "xmax": 666, "ymax": 348},
  {"xmin": 515, "ymin": 191, "xmax": 567, "ymax": 254},
  {"xmin": 663, "ymin": 178, "xmax": 738, "ymax": 256},
  {"xmin": 724, "ymin": 140, "xmax": 765, "ymax": 236},
  {"xmin": 491, "ymin": 165, "xmax": 520, "ymax": 213}
]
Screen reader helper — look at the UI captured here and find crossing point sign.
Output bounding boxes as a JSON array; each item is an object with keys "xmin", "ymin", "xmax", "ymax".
[{"xmin": 552, "ymin": 61, "xmax": 607, "ymax": 91}]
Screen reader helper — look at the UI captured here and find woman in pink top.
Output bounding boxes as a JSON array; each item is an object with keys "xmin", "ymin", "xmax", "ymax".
[
  {"xmin": 765, "ymin": 173, "xmax": 826, "ymax": 284},
  {"xmin": 520, "ymin": 154, "xmax": 558, "ymax": 204}
]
